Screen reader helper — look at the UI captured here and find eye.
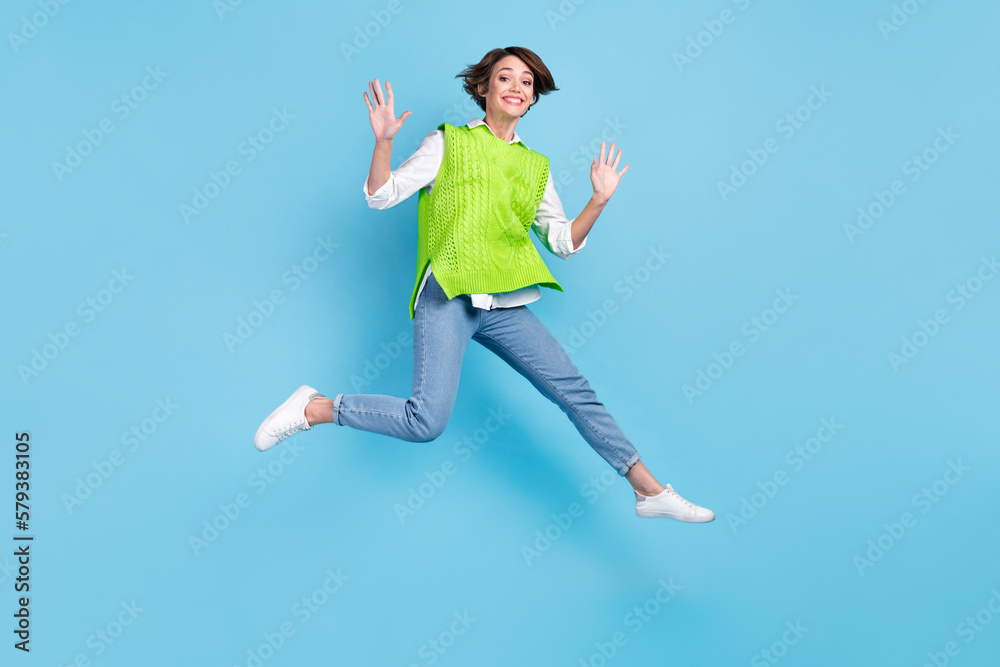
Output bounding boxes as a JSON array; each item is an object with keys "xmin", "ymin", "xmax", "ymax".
[{"xmin": 499, "ymin": 75, "xmax": 532, "ymax": 86}]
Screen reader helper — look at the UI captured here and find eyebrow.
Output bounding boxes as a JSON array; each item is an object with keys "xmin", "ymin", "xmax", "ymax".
[{"xmin": 498, "ymin": 67, "xmax": 533, "ymax": 78}]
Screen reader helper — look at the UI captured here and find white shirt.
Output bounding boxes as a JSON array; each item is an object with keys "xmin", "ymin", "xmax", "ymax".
[{"xmin": 362, "ymin": 117, "xmax": 588, "ymax": 312}]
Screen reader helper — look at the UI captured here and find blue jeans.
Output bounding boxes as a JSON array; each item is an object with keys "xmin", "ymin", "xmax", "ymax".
[{"xmin": 331, "ymin": 272, "xmax": 641, "ymax": 476}]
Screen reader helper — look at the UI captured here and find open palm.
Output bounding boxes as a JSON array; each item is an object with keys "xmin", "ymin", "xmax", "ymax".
[
  {"xmin": 364, "ymin": 78, "xmax": 411, "ymax": 142},
  {"xmin": 591, "ymin": 141, "xmax": 630, "ymax": 203}
]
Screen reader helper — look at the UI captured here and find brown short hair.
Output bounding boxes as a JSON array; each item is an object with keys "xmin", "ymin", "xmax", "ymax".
[{"xmin": 455, "ymin": 46, "xmax": 558, "ymax": 116}]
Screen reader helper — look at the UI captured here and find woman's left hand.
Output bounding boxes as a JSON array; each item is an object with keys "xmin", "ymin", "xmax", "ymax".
[{"xmin": 590, "ymin": 141, "xmax": 630, "ymax": 204}]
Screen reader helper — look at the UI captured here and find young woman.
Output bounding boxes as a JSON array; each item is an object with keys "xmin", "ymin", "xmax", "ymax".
[{"xmin": 253, "ymin": 47, "xmax": 714, "ymax": 522}]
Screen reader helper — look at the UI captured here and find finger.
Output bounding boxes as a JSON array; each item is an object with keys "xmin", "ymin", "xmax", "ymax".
[
  {"xmin": 371, "ymin": 79, "xmax": 382, "ymax": 105},
  {"xmin": 385, "ymin": 80, "xmax": 394, "ymax": 107},
  {"xmin": 599, "ymin": 141, "xmax": 606, "ymax": 165},
  {"xmin": 363, "ymin": 91, "xmax": 373, "ymax": 112},
  {"xmin": 611, "ymin": 149, "xmax": 622, "ymax": 170},
  {"xmin": 620, "ymin": 163, "xmax": 630, "ymax": 177},
  {"xmin": 607, "ymin": 143, "xmax": 616, "ymax": 164}
]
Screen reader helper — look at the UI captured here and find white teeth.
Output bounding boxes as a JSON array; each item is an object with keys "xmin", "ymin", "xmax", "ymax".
[{"xmin": 503, "ymin": 97, "xmax": 522, "ymax": 105}]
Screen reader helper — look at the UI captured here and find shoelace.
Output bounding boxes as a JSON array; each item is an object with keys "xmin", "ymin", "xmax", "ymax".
[
  {"xmin": 664, "ymin": 485, "xmax": 698, "ymax": 511},
  {"xmin": 272, "ymin": 417, "xmax": 307, "ymax": 440}
]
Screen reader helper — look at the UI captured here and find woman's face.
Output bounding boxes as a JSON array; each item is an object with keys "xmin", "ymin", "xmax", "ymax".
[{"xmin": 479, "ymin": 55, "xmax": 534, "ymax": 120}]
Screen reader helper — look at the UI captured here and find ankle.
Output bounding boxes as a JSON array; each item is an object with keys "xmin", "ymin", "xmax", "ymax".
[{"xmin": 305, "ymin": 397, "xmax": 331, "ymax": 426}]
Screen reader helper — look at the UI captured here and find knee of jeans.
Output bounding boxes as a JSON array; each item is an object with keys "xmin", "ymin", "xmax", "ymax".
[{"xmin": 412, "ymin": 410, "xmax": 448, "ymax": 443}]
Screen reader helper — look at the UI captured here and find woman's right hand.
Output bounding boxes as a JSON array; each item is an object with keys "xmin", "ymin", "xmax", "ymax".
[{"xmin": 364, "ymin": 78, "xmax": 410, "ymax": 143}]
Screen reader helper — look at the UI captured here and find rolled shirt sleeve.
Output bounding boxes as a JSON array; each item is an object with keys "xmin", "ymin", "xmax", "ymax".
[
  {"xmin": 532, "ymin": 171, "xmax": 588, "ymax": 259},
  {"xmin": 362, "ymin": 130, "xmax": 443, "ymax": 209}
]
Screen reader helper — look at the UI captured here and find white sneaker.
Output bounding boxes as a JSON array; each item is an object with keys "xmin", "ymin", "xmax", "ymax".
[
  {"xmin": 635, "ymin": 483, "xmax": 715, "ymax": 522},
  {"xmin": 254, "ymin": 385, "xmax": 324, "ymax": 451}
]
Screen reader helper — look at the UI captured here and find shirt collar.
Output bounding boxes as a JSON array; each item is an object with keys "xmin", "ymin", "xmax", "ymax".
[{"xmin": 466, "ymin": 117, "xmax": 528, "ymax": 149}]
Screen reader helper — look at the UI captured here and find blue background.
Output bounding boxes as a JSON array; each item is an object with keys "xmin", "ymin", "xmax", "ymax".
[{"xmin": 2, "ymin": 0, "xmax": 999, "ymax": 665}]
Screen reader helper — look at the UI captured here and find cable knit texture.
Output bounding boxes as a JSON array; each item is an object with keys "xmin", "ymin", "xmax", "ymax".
[{"xmin": 409, "ymin": 122, "xmax": 562, "ymax": 319}]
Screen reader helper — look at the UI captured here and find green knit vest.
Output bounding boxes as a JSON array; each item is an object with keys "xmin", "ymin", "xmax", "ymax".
[{"xmin": 408, "ymin": 122, "xmax": 563, "ymax": 319}]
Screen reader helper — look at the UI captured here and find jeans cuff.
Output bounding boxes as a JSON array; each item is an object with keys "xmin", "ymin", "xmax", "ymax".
[
  {"xmin": 332, "ymin": 393, "xmax": 344, "ymax": 425},
  {"xmin": 619, "ymin": 451, "xmax": 641, "ymax": 476}
]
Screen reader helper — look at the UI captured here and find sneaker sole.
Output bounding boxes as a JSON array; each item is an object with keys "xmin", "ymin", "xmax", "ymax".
[
  {"xmin": 635, "ymin": 506, "xmax": 715, "ymax": 522},
  {"xmin": 254, "ymin": 385, "xmax": 317, "ymax": 451}
]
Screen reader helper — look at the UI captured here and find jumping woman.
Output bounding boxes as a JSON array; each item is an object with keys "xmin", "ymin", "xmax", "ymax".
[{"xmin": 253, "ymin": 46, "xmax": 714, "ymax": 522}]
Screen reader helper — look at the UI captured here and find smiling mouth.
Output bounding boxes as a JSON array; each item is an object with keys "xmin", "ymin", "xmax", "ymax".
[{"xmin": 502, "ymin": 96, "xmax": 523, "ymax": 106}]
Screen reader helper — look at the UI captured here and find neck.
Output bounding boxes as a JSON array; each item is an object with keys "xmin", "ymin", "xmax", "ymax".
[{"xmin": 482, "ymin": 109, "xmax": 519, "ymax": 143}]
